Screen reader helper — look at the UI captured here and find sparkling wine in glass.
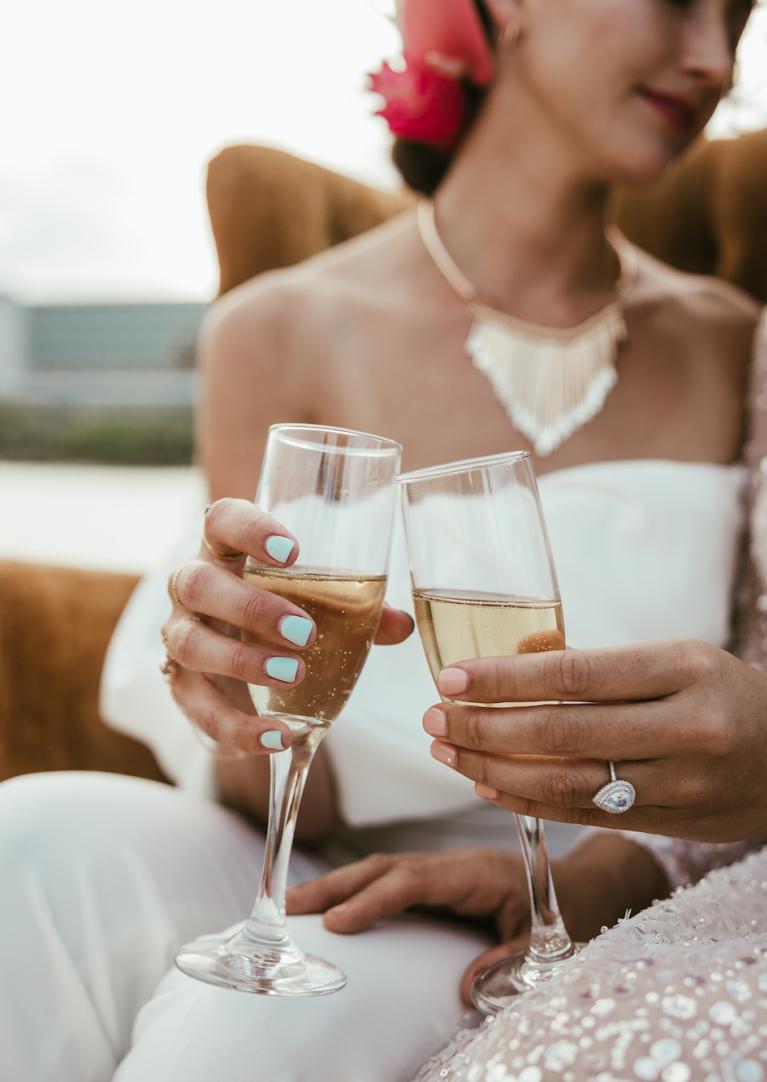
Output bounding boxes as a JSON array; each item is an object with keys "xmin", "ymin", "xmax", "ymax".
[
  {"xmin": 175, "ymin": 424, "xmax": 401, "ymax": 996},
  {"xmin": 399, "ymin": 450, "xmax": 579, "ymax": 1015}
]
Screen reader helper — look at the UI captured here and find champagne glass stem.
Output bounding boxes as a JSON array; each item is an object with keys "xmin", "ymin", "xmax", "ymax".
[
  {"xmin": 228, "ymin": 726, "xmax": 326, "ymax": 961},
  {"xmin": 515, "ymin": 814, "xmax": 574, "ymax": 961}
]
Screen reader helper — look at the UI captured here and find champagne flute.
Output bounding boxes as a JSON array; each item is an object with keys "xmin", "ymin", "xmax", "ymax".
[
  {"xmin": 399, "ymin": 450, "xmax": 579, "ymax": 1015},
  {"xmin": 176, "ymin": 424, "xmax": 401, "ymax": 996}
]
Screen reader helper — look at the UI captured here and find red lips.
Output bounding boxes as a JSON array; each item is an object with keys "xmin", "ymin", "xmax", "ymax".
[{"xmin": 639, "ymin": 87, "xmax": 700, "ymax": 133}]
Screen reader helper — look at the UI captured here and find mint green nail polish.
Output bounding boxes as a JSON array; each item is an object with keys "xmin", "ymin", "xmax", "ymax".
[
  {"xmin": 280, "ymin": 615, "xmax": 313, "ymax": 647},
  {"xmin": 265, "ymin": 656, "xmax": 299, "ymax": 683},
  {"xmin": 265, "ymin": 535, "xmax": 295, "ymax": 563},
  {"xmin": 261, "ymin": 730, "xmax": 286, "ymax": 751}
]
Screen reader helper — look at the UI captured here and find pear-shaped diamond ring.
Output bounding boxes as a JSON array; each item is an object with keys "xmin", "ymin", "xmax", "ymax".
[{"xmin": 592, "ymin": 760, "xmax": 636, "ymax": 815}]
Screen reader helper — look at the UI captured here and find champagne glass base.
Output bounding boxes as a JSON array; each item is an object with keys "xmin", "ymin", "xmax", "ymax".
[
  {"xmin": 175, "ymin": 933, "xmax": 348, "ymax": 997},
  {"xmin": 470, "ymin": 944, "xmax": 584, "ymax": 1015}
]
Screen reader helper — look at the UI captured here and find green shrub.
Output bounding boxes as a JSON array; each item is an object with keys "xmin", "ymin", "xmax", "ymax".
[{"xmin": 0, "ymin": 405, "xmax": 194, "ymax": 465}]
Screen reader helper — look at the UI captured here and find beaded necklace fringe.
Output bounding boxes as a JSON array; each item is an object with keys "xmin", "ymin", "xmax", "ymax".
[{"xmin": 417, "ymin": 200, "xmax": 633, "ymax": 456}]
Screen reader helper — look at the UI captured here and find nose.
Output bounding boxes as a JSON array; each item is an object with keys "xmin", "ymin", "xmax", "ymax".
[{"xmin": 679, "ymin": 2, "xmax": 735, "ymax": 91}]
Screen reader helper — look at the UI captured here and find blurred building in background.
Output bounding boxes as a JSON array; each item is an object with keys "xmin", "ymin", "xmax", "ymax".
[{"xmin": 0, "ymin": 296, "xmax": 205, "ymax": 407}]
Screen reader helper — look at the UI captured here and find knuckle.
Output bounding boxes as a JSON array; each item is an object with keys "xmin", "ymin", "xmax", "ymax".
[
  {"xmin": 698, "ymin": 704, "xmax": 734, "ymax": 757},
  {"xmin": 539, "ymin": 706, "xmax": 578, "ymax": 754},
  {"xmin": 362, "ymin": 854, "xmax": 391, "ymax": 877},
  {"xmin": 471, "ymin": 752, "xmax": 492, "ymax": 787},
  {"xmin": 228, "ymin": 640, "xmax": 256, "ymax": 682},
  {"xmin": 395, "ymin": 859, "xmax": 422, "ymax": 885},
  {"xmin": 681, "ymin": 639, "xmax": 719, "ymax": 682},
  {"xmin": 540, "ymin": 767, "xmax": 581, "ymax": 808},
  {"xmin": 197, "ymin": 708, "xmax": 219, "ymax": 740},
  {"xmin": 489, "ymin": 657, "xmax": 520, "ymax": 702},
  {"xmin": 239, "ymin": 588, "xmax": 268, "ymax": 630},
  {"xmin": 180, "ymin": 561, "xmax": 211, "ymax": 607},
  {"xmin": 173, "ymin": 619, "xmax": 202, "ymax": 667},
  {"xmin": 676, "ymin": 772, "xmax": 708, "ymax": 806},
  {"xmin": 235, "ymin": 504, "xmax": 274, "ymax": 556},
  {"xmin": 551, "ymin": 649, "xmax": 595, "ymax": 699},
  {"xmin": 204, "ymin": 498, "xmax": 231, "ymax": 535},
  {"xmin": 465, "ymin": 710, "xmax": 487, "ymax": 751}
]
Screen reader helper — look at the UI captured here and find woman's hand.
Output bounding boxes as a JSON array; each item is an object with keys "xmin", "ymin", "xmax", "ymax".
[
  {"xmin": 423, "ymin": 639, "xmax": 767, "ymax": 842},
  {"xmin": 288, "ymin": 847, "xmax": 533, "ymax": 1004},
  {"xmin": 161, "ymin": 497, "xmax": 413, "ymax": 755},
  {"xmin": 286, "ymin": 833, "xmax": 669, "ymax": 1004}
]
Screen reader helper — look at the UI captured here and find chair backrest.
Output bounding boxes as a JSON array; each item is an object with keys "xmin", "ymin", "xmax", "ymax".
[{"xmin": 207, "ymin": 132, "xmax": 767, "ymax": 302}]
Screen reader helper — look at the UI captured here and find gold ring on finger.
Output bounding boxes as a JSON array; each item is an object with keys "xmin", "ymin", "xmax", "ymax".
[
  {"xmin": 170, "ymin": 566, "xmax": 185, "ymax": 609},
  {"xmin": 203, "ymin": 536, "xmax": 243, "ymax": 562}
]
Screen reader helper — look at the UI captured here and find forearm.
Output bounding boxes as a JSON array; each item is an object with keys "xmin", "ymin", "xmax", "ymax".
[
  {"xmin": 215, "ymin": 742, "xmax": 339, "ymax": 844},
  {"xmin": 553, "ymin": 832, "xmax": 671, "ymax": 941}
]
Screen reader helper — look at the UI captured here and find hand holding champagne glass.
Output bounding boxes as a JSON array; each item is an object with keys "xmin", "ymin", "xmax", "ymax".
[
  {"xmin": 176, "ymin": 424, "xmax": 401, "ymax": 996},
  {"xmin": 399, "ymin": 451, "xmax": 579, "ymax": 1015}
]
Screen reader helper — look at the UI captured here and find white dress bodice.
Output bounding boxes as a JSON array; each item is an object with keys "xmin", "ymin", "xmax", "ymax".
[
  {"xmin": 322, "ymin": 459, "xmax": 745, "ymax": 849},
  {"xmin": 100, "ymin": 458, "xmax": 745, "ymax": 855}
]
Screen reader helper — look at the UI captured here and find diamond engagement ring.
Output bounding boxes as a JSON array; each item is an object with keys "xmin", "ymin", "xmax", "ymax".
[{"xmin": 592, "ymin": 760, "xmax": 636, "ymax": 814}]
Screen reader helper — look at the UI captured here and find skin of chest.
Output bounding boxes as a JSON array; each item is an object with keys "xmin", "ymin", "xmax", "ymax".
[{"xmin": 312, "ymin": 289, "xmax": 745, "ymax": 478}]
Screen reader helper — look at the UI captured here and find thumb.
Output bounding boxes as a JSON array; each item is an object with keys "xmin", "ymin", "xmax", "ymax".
[
  {"xmin": 460, "ymin": 933, "xmax": 530, "ymax": 1008},
  {"xmin": 374, "ymin": 606, "xmax": 414, "ymax": 646}
]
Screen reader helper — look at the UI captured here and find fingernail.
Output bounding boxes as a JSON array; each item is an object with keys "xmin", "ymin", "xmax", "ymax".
[
  {"xmin": 203, "ymin": 505, "xmax": 211, "ymax": 515},
  {"xmin": 280, "ymin": 615, "xmax": 313, "ymax": 647},
  {"xmin": 261, "ymin": 730, "xmax": 287, "ymax": 750},
  {"xmin": 423, "ymin": 706, "xmax": 447, "ymax": 737},
  {"xmin": 431, "ymin": 740, "xmax": 456, "ymax": 768},
  {"xmin": 265, "ymin": 656, "xmax": 300, "ymax": 683},
  {"xmin": 476, "ymin": 783, "xmax": 499, "ymax": 801},
  {"xmin": 438, "ymin": 667, "xmax": 468, "ymax": 696},
  {"xmin": 265, "ymin": 535, "xmax": 295, "ymax": 564}
]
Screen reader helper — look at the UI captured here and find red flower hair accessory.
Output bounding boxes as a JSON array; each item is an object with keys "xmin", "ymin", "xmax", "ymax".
[{"xmin": 368, "ymin": 0, "xmax": 495, "ymax": 153}]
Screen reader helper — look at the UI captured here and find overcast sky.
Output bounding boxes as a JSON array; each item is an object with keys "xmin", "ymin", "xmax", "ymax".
[{"xmin": 1, "ymin": 0, "xmax": 765, "ymax": 304}]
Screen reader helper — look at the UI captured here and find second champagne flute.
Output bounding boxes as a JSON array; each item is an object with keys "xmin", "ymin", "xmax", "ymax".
[
  {"xmin": 176, "ymin": 423, "xmax": 401, "ymax": 996},
  {"xmin": 399, "ymin": 450, "xmax": 579, "ymax": 1015}
]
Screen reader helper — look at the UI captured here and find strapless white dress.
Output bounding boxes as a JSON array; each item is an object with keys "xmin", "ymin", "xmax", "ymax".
[
  {"xmin": 1, "ymin": 457, "xmax": 750, "ymax": 1082},
  {"xmin": 101, "ymin": 458, "xmax": 746, "ymax": 860}
]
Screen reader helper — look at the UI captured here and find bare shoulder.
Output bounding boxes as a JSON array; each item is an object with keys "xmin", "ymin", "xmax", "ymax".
[
  {"xmin": 201, "ymin": 208, "xmax": 418, "ymax": 364},
  {"xmin": 627, "ymin": 242, "xmax": 761, "ymax": 370}
]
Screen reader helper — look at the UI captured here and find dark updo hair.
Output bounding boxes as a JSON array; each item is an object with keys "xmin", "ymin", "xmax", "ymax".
[{"xmin": 392, "ymin": 0, "xmax": 495, "ymax": 196}]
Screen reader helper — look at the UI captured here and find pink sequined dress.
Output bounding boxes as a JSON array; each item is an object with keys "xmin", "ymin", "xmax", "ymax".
[{"xmin": 412, "ymin": 313, "xmax": 767, "ymax": 1081}]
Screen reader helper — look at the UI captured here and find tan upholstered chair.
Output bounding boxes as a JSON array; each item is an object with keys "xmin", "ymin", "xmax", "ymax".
[{"xmin": 1, "ymin": 131, "xmax": 765, "ymax": 783}]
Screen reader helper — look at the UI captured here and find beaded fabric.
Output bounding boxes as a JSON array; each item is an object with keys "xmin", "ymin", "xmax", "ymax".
[
  {"xmin": 411, "ymin": 310, "xmax": 767, "ymax": 1082},
  {"xmin": 412, "ymin": 850, "xmax": 767, "ymax": 1082}
]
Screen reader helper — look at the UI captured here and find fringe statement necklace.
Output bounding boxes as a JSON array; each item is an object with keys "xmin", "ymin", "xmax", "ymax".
[{"xmin": 417, "ymin": 200, "xmax": 635, "ymax": 456}]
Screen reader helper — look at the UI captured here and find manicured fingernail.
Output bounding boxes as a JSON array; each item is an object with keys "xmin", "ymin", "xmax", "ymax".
[
  {"xmin": 261, "ymin": 730, "xmax": 287, "ymax": 750},
  {"xmin": 280, "ymin": 615, "xmax": 313, "ymax": 647},
  {"xmin": 431, "ymin": 740, "xmax": 456, "ymax": 767},
  {"xmin": 438, "ymin": 667, "xmax": 468, "ymax": 696},
  {"xmin": 265, "ymin": 656, "xmax": 299, "ymax": 683},
  {"xmin": 423, "ymin": 706, "xmax": 447, "ymax": 737},
  {"xmin": 265, "ymin": 535, "xmax": 295, "ymax": 563},
  {"xmin": 476, "ymin": 783, "xmax": 499, "ymax": 801}
]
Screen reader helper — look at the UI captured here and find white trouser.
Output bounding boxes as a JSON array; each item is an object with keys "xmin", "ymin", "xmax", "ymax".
[{"xmin": 0, "ymin": 772, "xmax": 489, "ymax": 1082}]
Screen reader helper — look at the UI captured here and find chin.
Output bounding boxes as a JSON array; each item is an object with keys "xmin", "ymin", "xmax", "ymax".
[{"xmin": 598, "ymin": 131, "xmax": 696, "ymax": 188}]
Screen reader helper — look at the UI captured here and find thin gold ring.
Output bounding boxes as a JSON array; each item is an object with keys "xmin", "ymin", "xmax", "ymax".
[
  {"xmin": 203, "ymin": 536, "xmax": 243, "ymax": 562},
  {"xmin": 170, "ymin": 566, "xmax": 185, "ymax": 609}
]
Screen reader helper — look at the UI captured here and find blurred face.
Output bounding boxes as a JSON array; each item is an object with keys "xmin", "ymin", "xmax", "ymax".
[{"xmin": 506, "ymin": 0, "xmax": 755, "ymax": 182}]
